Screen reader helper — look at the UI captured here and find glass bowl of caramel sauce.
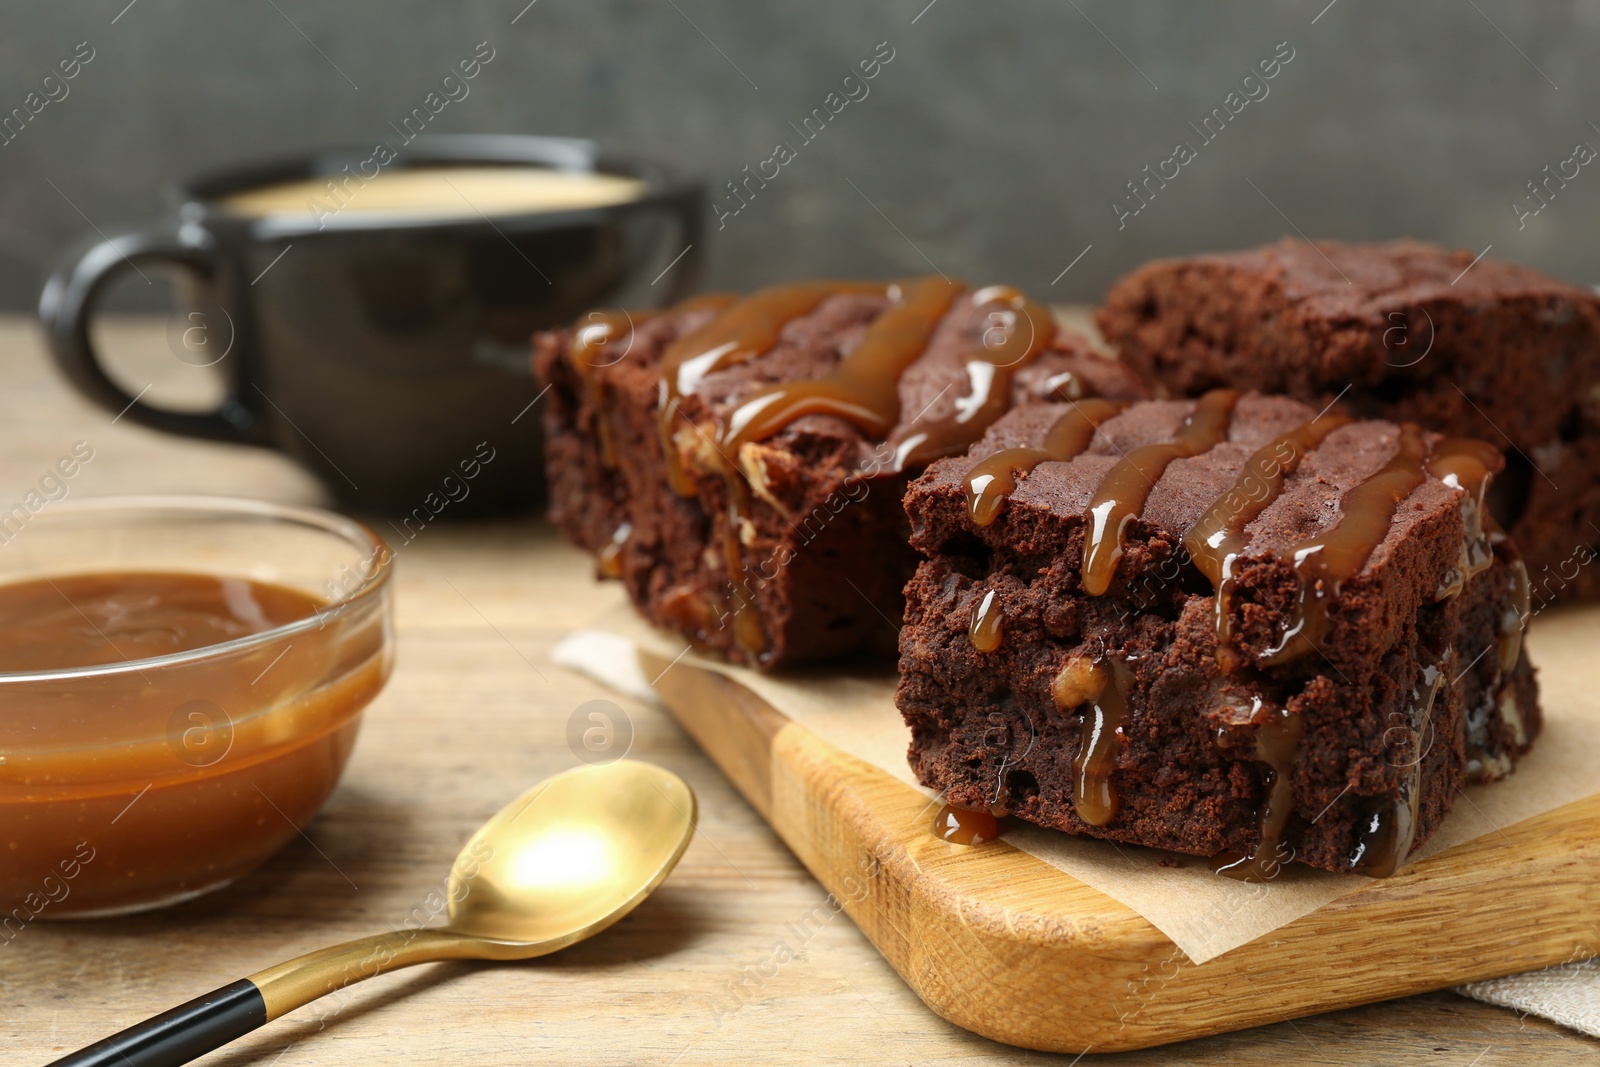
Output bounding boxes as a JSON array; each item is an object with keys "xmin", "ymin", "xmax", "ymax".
[{"xmin": 0, "ymin": 497, "xmax": 393, "ymax": 918}]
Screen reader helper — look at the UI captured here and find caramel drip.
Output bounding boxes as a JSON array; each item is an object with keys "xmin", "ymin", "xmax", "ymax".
[
  {"xmin": 597, "ymin": 521, "xmax": 632, "ymax": 579},
  {"xmin": 566, "ymin": 295, "xmax": 732, "ymax": 469},
  {"xmin": 1073, "ymin": 656, "xmax": 1135, "ymax": 826},
  {"xmin": 893, "ymin": 285, "xmax": 1059, "ymax": 468},
  {"xmin": 964, "ymin": 399, "xmax": 1127, "ymax": 527},
  {"xmin": 1349, "ymin": 662, "xmax": 1445, "ymax": 877},
  {"xmin": 719, "ymin": 277, "xmax": 963, "ymax": 451},
  {"xmin": 1212, "ymin": 705, "xmax": 1304, "ymax": 882},
  {"xmin": 1427, "ymin": 437, "xmax": 1502, "ymax": 600},
  {"xmin": 658, "ymin": 281, "xmax": 881, "ymax": 496},
  {"xmin": 1081, "ymin": 390, "xmax": 1241, "ymax": 597},
  {"xmin": 1184, "ymin": 411, "xmax": 1351, "ymax": 671},
  {"xmin": 1261, "ymin": 423, "xmax": 1430, "ymax": 666},
  {"xmin": 933, "ymin": 803, "xmax": 1000, "ymax": 845},
  {"xmin": 968, "ymin": 589, "xmax": 1003, "ymax": 652},
  {"xmin": 1350, "ymin": 795, "xmax": 1416, "ymax": 879},
  {"xmin": 567, "ymin": 309, "xmax": 637, "ymax": 469}
]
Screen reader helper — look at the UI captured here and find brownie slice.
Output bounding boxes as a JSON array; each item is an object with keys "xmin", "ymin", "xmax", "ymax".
[
  {"xmin": 897, "ymin": 392, "xmax": 1539, "ymax": 876},
  {"xmin": 535, "ymin": 278, "xmax": 1148, "ymax": 669},
  {"xmin": 1096, "ymin": 239, "xmax": 1600, "ymax": 602}
]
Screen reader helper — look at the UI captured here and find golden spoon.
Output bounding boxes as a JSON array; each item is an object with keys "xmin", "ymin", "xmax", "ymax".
[{"xmin": 52, "ymin": 759, "xmax": 697, "ymax": 1067}]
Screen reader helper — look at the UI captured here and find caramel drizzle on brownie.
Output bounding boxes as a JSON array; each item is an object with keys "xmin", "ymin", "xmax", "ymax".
[
  {"xmin": 1261, "ymin": 423, "xmax": 1436, "ymax": 666},
  {"xmin": 1080, "ymin": 389, "xmax": 1241, "ymax": 596},
  {"xmin": 567, "ymin": 309, "xmax": 642, "ymax": 470},
  {"xmin": 964, "ymin": 398, "xmax": 1127, "ymax": 528},
  {"xmin": 1348, "ymin": 660, "xmax": 1446, "ymax": 877},
  {"xmin": 596, "ymin": 521, "xmax": 632, "ymax": 579},
  {"xmin": 1183, "ymin": 410, "xmax": 1352, "ymax": 672},
  {"xmin": 658, "ymin": 279, "xmax": 1058, "ymax": 478},
  {"xmin": 656, "ymin": 281, "xmax": 883, "ymax": 496},
  {"xmin": 891, "ymin": 285, "xmax": 1058, "ymax": 468},
  {"xmin": 1425, "ymin": 437, "xmax": 1502, "ymax": 601},
  {"xmin": 968, "ymin": 588, "xmax": 1003, "ymax": 652},
  {"xmin": 566, "ymin": 296, "xmax": 734, "ymax": 469},
  {"xmin": 1065, "ymin": 655, "xmax": 1134, "ymax": 827},
  {"xmin": 1211, "ymin": 701, "xmax": 1304, "ymax": 881},
  {"xmin": 649, "ymin": 277, "xmax": 1059, "ymax": 660},
  {"xmin": 718, "ymin": 277, "xmax": 964, "ymax": 452}
]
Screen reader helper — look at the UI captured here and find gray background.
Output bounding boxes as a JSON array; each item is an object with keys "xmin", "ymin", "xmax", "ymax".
[{"xmin": 1, "ymin": 0, "xmax": 1597, "ymax": 310}]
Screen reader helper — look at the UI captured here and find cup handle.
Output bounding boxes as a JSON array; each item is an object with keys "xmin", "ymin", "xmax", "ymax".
[{"xmin": 38, "ymin": 230, "xmax": 260, "ymax": 443}]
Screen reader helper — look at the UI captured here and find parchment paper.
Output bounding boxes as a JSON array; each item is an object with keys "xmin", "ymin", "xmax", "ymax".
[{"xmin": 558, "ymin": 603, "xmax": 1600, "ymax": 964}]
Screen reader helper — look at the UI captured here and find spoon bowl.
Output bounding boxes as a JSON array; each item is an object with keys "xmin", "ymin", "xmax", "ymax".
[
  {"xmin": 448, "ymin": 760, "xmax": 697, "ymax": 945},
  {"xmin": 51, "ymin": 760, "xmax": 697, "ymax": 1067}
]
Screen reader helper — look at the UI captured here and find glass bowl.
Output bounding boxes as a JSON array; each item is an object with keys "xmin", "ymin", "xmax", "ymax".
[{"xmin": 0, "ymin": 496, "xmax": 393, "ymax": 918}]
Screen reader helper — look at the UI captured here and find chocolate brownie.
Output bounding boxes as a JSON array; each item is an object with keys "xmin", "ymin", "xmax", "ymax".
[
  {"xmin": 535, "ymin": 278, "xmax": 1148, "ymax": 669},
  {"xmin": 897, "ymin": 391, "xmax": 1539, "ymax": 876},
  {"xmin": 1095, "ymin": 239, "xmax": 1600, "ymax": 602}
]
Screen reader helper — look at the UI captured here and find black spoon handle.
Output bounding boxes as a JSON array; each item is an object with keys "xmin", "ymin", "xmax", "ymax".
[
  {"xmin": 46, "ymin": 930, "xmax": 493, "ymax": 1067},
  {"xmin": 45, "ymin": 979, "xmax": 266, "ymax": 1067}
]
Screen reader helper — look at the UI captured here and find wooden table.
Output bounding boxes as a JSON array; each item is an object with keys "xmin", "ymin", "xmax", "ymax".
[{"xmin": 2, "ymin": 316, "xmax": 1593, "ymax": 1065}]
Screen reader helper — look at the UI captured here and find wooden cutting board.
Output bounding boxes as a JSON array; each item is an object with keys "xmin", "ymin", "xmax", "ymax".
[{"xmin": 639, "ymin": 649, "xmax": 1600, "ymax": 1054}]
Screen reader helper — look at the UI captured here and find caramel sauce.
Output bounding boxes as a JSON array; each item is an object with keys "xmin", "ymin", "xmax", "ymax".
[
  {"xmin": 892, "ymin": 286, "xmax": 1058, "ymax": 468},
  {"xmin": 1349, "ymin": 662, "xmax": 1445, "ymax": 877},
  {"xmin": 1183, "ymin": 411, "xmax": 1351, "ymax": 671},
  {"xmin": 0, "ymin": 572, "xmax": 323, "ymax": 671},
  {"xmin": 657, "ymin": 281, "xmax": 879, "ymax": 496},
  {"xmin": 1261, "ymin": 423, "xmax": 1430, "ymax": 666},
  {"xmin": 1072, "ymin": 656, "xmax": 1135, "ymax": 826},
  {"xmin": 719, "ymin": 277, "xmax": 962, "ymax": 451},
  {"xmin": 1427, "ymin": 437, "xmax": 1501, "ymax": 600},
  {"xmin": 964, "ymin": 398, "xmax": 1126, "ymax": 527},
  {"xmin": 1081, "ymin": 390, "xmax": 1240, "ymax": 596},
  {"xmin": 934, "ymin": 803, "xmax": 1000, "ymax": 845},
  {"xmin": 1348, "ymin": 800, "xmax": 1413, "ymax": 879},
  {"xmin": 0, "ymin": 572, "xmax": 386, "ymax": 916},
  {"xmin": 1041, "ymin": 370, "xmax": 1085, "ymax": 402},
  {"xmin": 968, "ymin": 589, "xmax": 1003, "ymax": 652},
  {"xmin": 1261, "ymin": 428, "xmax": 1502, "ymax": 667},
  {"xmin": 565, "ymin": 296, "xmax": 732, "ymax": 471},
  {"xmin": 1212, "ymin": 704, "xmax": 1304, "ymax": 881},
  {"xmin": 597, "ymin": 522, "xmax": 632, "ymax": 579},
  {"xmin": 567, "ymin": 309, "xmax": 640, "ymax": 469}
]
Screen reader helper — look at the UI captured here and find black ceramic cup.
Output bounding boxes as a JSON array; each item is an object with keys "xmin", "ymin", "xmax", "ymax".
[{"xmin": 38, "ymin": 134, "xmax": 702, "ymax": 514}]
